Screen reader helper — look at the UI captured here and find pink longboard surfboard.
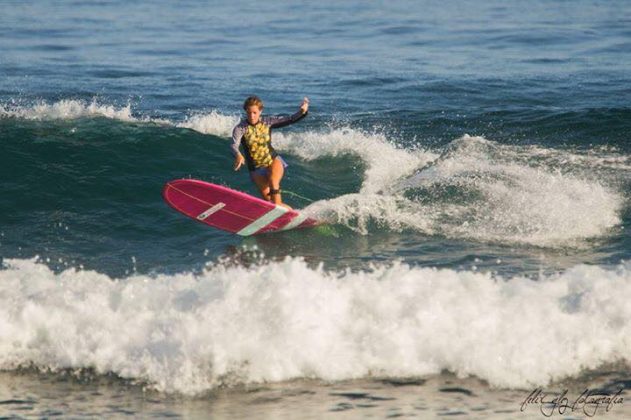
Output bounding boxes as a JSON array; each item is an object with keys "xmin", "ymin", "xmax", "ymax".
[{"xmin": 162, "ymin": 179, "xmax": 319, "ymax": 236}]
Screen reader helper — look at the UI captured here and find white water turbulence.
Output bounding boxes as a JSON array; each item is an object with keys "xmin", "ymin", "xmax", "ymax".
[
  {"xmin": 274, "ymin": 127, "xmax": 439, "ymax": 234},
  {"xmin": 177, "ymin": 110, "xmax": 239, "ymax": 138},
  {"xmin": 276, "ymin": 127, "xmax": 434, "ymax": 194},
  {"xmin": 300, "ymin": 134, "xmax": 623, "ymax": 247},
  {"xmin": 1, "ymin": 257, "xmax": 630, "ymax": 395},
  {"xmin": 0, "ymin": 99, "xmax": 137, "ymax": 122},
  {"xmin": 395, "ymin": 135, "xmax": 623, "ymax": 247},
  {"xmin": 0, "ymin": 99, "xmax": 240, "ymax": 130}
]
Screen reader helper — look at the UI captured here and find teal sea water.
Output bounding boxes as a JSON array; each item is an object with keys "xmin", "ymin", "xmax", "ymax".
[{"xmin": 1, "ymin": 0, "xmax": 631, "ymax": 417}]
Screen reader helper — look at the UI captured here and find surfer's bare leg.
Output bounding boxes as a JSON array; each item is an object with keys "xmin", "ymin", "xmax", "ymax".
[
  {"xmin": 270, "ymin": 158, "xmax": 292, "ymax": 210},
  {"xmin": 251, "ymin": 173, "xmax": 271, "ymax": 201}
]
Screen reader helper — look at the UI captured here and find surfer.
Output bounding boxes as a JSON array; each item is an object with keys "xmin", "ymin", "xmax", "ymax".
[{"xmin": 231, "ymin": 96, "xmax": 309, "ymax": 210}]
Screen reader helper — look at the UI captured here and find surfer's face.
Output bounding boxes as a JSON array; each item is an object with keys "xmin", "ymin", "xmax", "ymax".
[{"xmin": 246, "ymin": 105, "xmax": 262, "ymax": 125}]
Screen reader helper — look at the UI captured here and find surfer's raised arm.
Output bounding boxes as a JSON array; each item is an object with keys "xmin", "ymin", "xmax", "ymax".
[{"xmin": 264, "ymin": 97, "xmax": 309, "ymax": 128}]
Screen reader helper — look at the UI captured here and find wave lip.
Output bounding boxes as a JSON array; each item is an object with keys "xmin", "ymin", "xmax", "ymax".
[
  {"xmin": 1, "ymin": 257, "xmax": 630, "ymax": 395},
  {"xmin": 0, "ymin": 99, "xmax": 243, "ymax": 138},
  {"xmin": 177, "ymin": 110, "xmax": 239, "ymax": 137},
  {"xmin": 0, "ymin": 99, "xmax": 136, "ymax": 121},
  {"xmin": 276, "ymin": 127, "xmax": 436, "ymax": 194}
]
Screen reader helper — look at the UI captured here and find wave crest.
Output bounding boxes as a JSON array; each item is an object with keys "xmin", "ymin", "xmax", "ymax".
[{"xmin": 1, "ymin": 257, "xmax": 629, "ymax": 395}]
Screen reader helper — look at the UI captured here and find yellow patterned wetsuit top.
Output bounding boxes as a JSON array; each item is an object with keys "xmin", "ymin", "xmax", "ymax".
[
  {"xmin": 231, "ymin": 111, "xmax": 308, "ymax": 172},
  {"xmin": 243, "ymin": 122, "xmax": 274, "ymax": 168}
]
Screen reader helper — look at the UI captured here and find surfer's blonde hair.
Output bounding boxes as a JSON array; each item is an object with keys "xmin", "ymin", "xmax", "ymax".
[{"xmin": 243, "ymin": 96, "xmax": 264, "ymax": 111}]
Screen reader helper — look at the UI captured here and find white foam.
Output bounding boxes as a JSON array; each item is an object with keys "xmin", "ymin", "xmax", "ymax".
[
  {"xmin": 304, "ymin": 193, "xmax": 422, "ymax": 235},
  {"xmin": 1, "ymin": 257, "xmax": 630, "ymax": 395},
  {"xmin": 0, "ymin": 99, "xmax": 137, "ymax": 122},
  {"xmin": 274, "ymin": 127, "xmax": 437, "ymax": 193},
  {"xmin": 0, "ymin": 100, "xmax": 237, "ymax": 131},
  {"xmin": 177, "ymin": 110, "xmax": 240, "ymax": 137},
  {"xmin": 401, "ymin": 135, "xmax": 623, "ymax": 246},
  {"xmin": 305, "ymin": 135, "xmax": 623, "ymax": 247},
  {"xmin": 0, "ymin": 100, "xmax": 242, "ymax": 140}
]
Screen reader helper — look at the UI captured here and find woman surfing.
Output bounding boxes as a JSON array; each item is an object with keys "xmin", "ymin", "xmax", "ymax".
[{"xmin": 231, "ymin": 96, "xmax": 309, "ymax": 210}]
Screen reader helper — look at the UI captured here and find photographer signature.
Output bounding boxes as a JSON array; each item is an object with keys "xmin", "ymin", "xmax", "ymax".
[{"xmin": 520, "ymin": 388, "xmax": 623, "ymax": 417}]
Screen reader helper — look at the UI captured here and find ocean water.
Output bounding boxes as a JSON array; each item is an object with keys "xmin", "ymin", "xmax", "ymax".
[{"xmin": 1, "ymin": 0, "xmax": 631, "ymax": 418}]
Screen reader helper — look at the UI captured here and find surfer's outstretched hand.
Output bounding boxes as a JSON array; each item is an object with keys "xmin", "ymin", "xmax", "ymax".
[
  {"xmin": 234, "ymin": 154, "xmax": 245, "ymax": 171},
  {"xmin": 300, "ymin": 97, "xmax": 309, "ymax": 114}
]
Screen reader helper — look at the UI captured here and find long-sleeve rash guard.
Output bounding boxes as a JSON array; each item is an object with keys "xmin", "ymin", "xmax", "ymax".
[{"xmin": 231, "ymin": 110, "xmax": 307, "ymax": 171}]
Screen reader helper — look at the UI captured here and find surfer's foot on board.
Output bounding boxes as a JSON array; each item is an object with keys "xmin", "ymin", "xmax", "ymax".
[{"xmin": 269, "ymin": 188, "xmax": 292, "ymax": 210}]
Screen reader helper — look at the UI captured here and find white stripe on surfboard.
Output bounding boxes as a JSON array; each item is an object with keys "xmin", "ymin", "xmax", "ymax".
[
  {"xmin": 236, "ymin": 206, "xmax": 288, "ymax": 236},
  {"xmin": 279, "ymin": 212, "xmax": 307, "ymax": 231},
  {"xmin": 197, "ymin": 202, "xmax": 226, "ymax": 220}
]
